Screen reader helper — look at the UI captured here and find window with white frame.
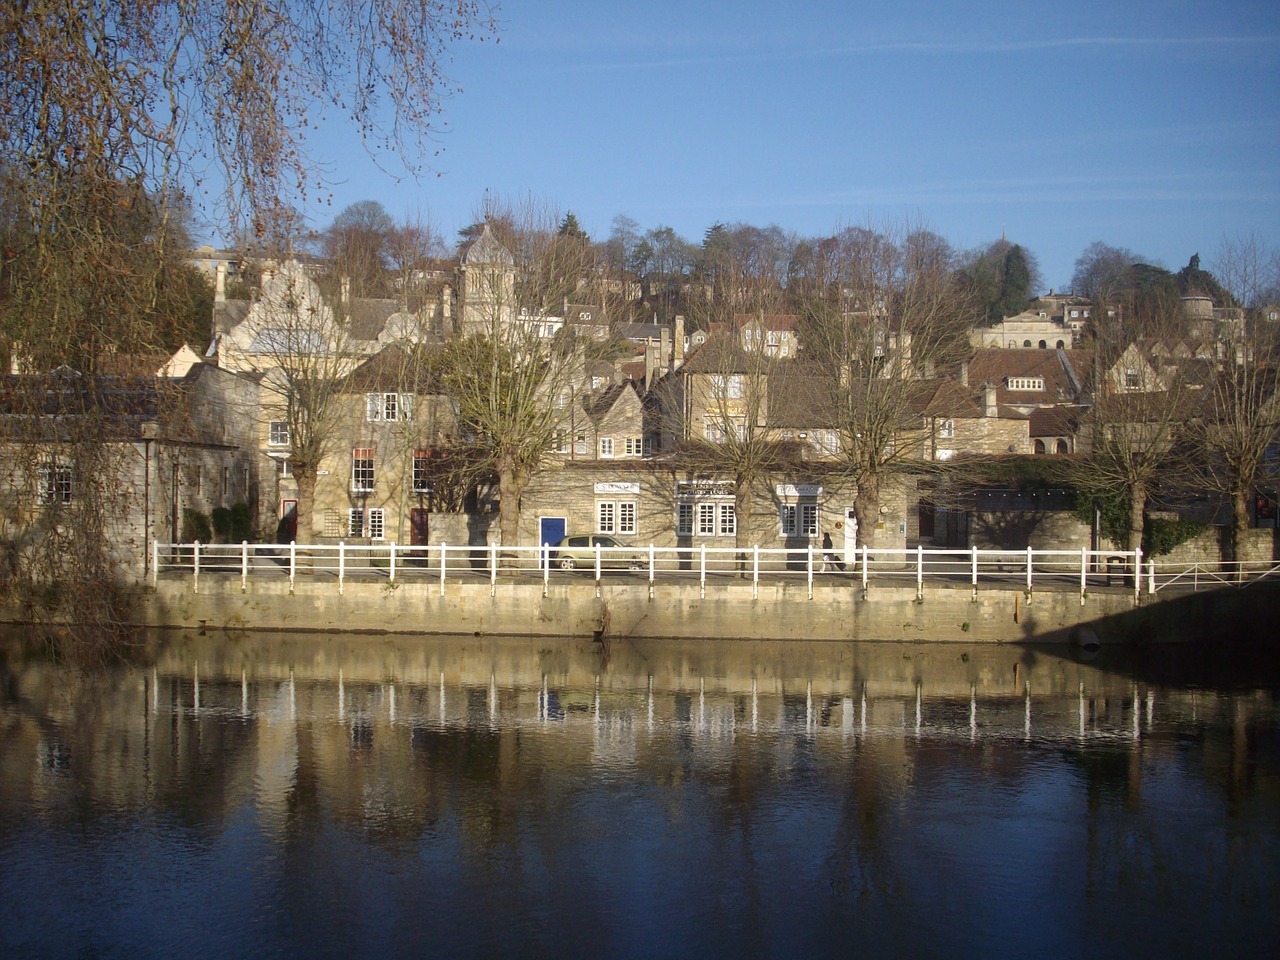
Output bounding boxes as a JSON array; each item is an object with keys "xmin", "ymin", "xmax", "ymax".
[
  {"xmin": 676, "ymin": 502, "xmax": 694, "ymax": 536},
  {"xmin": 624, "ymin": 437, "xmax": 644, "ymax": 456},
  {"xmin": 1006, "ymin": 377, "xmax": 1044, "ymax": 391},
  {"xmin": 279, "ymin": 459, "xmax": 292, "ymax": 478},
  {"xmin": 938, "ymin": 418, "xmax": 955, "ymax": 438},
  {"xmin": 599, "ymin": 437, "xmax": 614, "ymax": 458},
  {"xmin": 710, "ymin": 374, "xmax": 744, "ymax": 400},
  {"xmin": 351, "ymin": 448, "xmax": 375, "ymax": 492},
  {"xmin": 780, "ymin": 501, "xmax": 819, "ymax": 537},
  {"xmin": 1124, "ymin": 369, "xmax": 1140, "ymax": 389},
  {"xmin": 269, "ymin": 420, "xmax": 290, "ymax": 446},
  {"xmin": 412, "ymin": 450, "xmax": 432, "ymax": 493},
  {"xmin": 348, "ymin": 507, "xmax": 384, "ymax": 539},
  {"xmin": 37, "ymin": 462, "xmax": 74, "ymax": 505},
  {"xmin": 324, "ymin": 510, "xmax": 341, "ymax": 538},
  {"xmin": 676, "ymin": 480, "xmax": 735, "ymax": 538},
  {"xmin": 697, "ymin": 502, "xmax": 716, "ymax": 536},
  {"xmin": 365, "ymin": 392, "xmax": 413, "ymax": 422},
  {"xmin": 718, "ymin": 503, "xmax": 735, "ymax": 537},
  {"xmin": 596, "ymin": 499, "xmax": 637, "ymax": 535},
  {"xmin": 643, "ymin": 436, "xmax": 654, "ymax": 456}
]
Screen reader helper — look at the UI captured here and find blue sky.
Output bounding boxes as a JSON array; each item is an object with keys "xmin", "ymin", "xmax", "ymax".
[{"xmin": 274, "ymin": 0, "xmax": 1279, "ymax": 291}]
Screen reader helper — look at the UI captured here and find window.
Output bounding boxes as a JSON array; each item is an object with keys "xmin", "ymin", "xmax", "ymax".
[
  {"xmin": 1124, "ymin": 369, "xmax": 1140, "ymax": 389},
  {"xmin": 575, "ymin": 433, "xmax": 588, "ymax": 456},
  {"xmin": 351, "ymin": 448, "xmax": 375, "ymax": 492},
  {"xmin": 324, "ymin": 510, "xmax": 341, "ymax": 538},
  {"xmin": 711, "ymin": 374, "xmax": 744, "ymax": 400},
  {"xmin": 412, "ymin": 450, "xmax": 432, "ymax": 493},
  {"xmin": 38, "ymin": 463, "xmax": 73, "ymax": 505},
  {"xmin": 938, "ymin": 419, "xmax": 954, "ymax": 439},
  {"xmin": 1006, "ymin": 377, "xmax": 1044, "ymax": 391},
  {"xmin": 780, "ymin": 502, "xmax": 819, "ymax": 537},
  {"xmin": 718, "ymin": 503, "xmax": 735, "ymax": 537},
  {"xmin": 625, "ymin": 437, "xmax": 644, "ymax": 456},
  {"xmin": 269, "ymin": 420, "xmax": 290, "ymax": 446},
  {"xmin": 599, "ymin": 437, "xmax": 614, "ymax": 458},
  {"xmin": 677, "ymin": 502, "xmax": 694, "ymax": 536},
  {"xmin": 597, "ymin": 500, "xmax": 637, "ymax": 535},
  {"xmin": 1033, "ymin": 439, "xmax": 1047, "ymax": 454},
  {"xmin": 365, "ymin": 392, "xmax": 412, "ymax": 422},
  {"xmin": 698, "ymin": 503, "xmax": 716, "ymax": 536},
  {"xmin": 279, "ymin": 459, "xmax": 292, "ymax": 478},
  {"xmin": 348, "ymin": 508, "xmax": 384, "ymax": 539},
  {"xmin": 222, "ymin": 467, "xmax": 229, "ymax": 498},
  {"xmin": 643, "ymin": 436, "xmax": 654, "ymax": 456}
]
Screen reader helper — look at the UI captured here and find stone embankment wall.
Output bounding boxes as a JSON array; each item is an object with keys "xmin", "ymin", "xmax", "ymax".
[{"xmin": 143, "ymin": 578, "xmax": 1141, "ymax": 644}]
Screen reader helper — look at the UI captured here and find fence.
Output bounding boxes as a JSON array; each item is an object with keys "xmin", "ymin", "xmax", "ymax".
[{"xmin": 150, "ymin": 540, "xmax": 1236, "ymax": 603}]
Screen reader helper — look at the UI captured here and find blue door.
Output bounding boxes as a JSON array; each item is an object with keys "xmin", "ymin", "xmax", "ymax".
[{"xmin": 540, "ymin": 517, "xmax": 567, "ymax": 563}]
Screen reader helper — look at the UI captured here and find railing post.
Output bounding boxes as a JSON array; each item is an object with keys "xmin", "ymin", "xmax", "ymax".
[
  {"xmin": 861, "ymin": 544, "xmax": 869, "ymax": 597},
  {"xmin": 807, "ymin": 544, "xmax": 814, "ymax": 600},
  {"xmin": 699, "ymin": 544, "xmax": 706, "ymax": 599},
  {"xmin": 916, "ymin": 545, "xmax": 924, "ymax": 601},
  {"xmin": 151, "ymin": 539, "xmax": 159, "ymax": 587},
  {"xmin": 595, "ymin": 540, "xmax": 602, "ymax": 585},
  {"xmin": 241, "ymin": 540, "xmax": 248, "ymax": 592},
  {"xmin": 649, "ymin": 544, "xmax": 656, "ymax": 600},
  {"xmin": 971, "ymin": 545, "xmax": 978, "ymax": 601},
  {"xmin": 193, "ymin": 540, "xmax": 200, "ymax": 594},
  {"xmin": 440, "ymin": 542, "xmax": 447, "ymax": 596},
  {"xmin": 543, "ymin": 543, "xmax": 549, "ymax": 597},
  {"xmin": 490, "ymin": 542, "xmax": 497, "ymax": 594},
  {"xmin": 1133, "ymin": 546, "xmax": 1143, "ymax": 603},
  {"xmin": 1080, "ymin": 546, "xmax": 1088, "ymax": 604},
  {"xmin": 1026, "ymin": 546, "xmax": 1033, "ymax": 598},
  {"xmin": 1148, "ymin": 558, "xmax": 1156, "ymax": 596},
  {"xmin": 289, "ymin": 540, "xmax": 296, "ymax": 590},
  {"xmin": 752, "ymin": 544, "xmax": 759, "ymax": 601},
  {"xmin": 389, "ymin": 542, "xmax": 396, "ymax": 582},
  {"xmin": 338, "ymin": 540, "xmax": 345, "ymax": 595}
]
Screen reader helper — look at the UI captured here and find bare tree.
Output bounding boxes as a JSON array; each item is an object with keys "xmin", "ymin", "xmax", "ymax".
[
  {"xmin": 798, "ymin": 223, "xmax": 975, "ymax": 545},
  {"xmin": 1192, "ymin": 235, "xmax": 1280, "ymax": 573},
  {"xmin": 432, "ymin": 203, "xmax": 592, "ymax": 562}
]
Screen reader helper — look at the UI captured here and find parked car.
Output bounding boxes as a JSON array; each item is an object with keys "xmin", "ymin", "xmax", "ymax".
[{"xmin": 551, "ymin": 535, "xmax": 644, "ymax": 571}]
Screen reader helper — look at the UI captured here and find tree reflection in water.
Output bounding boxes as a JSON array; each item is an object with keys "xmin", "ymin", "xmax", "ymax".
[{"xmin": 0, "ymin": 630, "xmax": 1277, "ymax": 959}]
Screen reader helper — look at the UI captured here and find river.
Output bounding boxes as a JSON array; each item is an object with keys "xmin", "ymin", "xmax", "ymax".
[{"xmin": 1, "ymin": 630, "xmax": 1277, "ymax": 959}]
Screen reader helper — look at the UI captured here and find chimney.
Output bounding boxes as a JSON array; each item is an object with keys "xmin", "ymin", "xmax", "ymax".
[
  {"xmin": 660, "ymin": 326, "xmax": 672, "ymax": 373},
  {"xmin": 983, "ymin": 382, "xmax": 998, "ymax": 418},
  {"xmin": 645, "ymin": 343, "xmax": 658, "ymax": 390},
  {"xmin": 959, "ymin": 360, "xmax": 968, "ymax": 387},
  {"xmin": 215, "ymin": 262, "xmax": 226, "ymax": 303},
  {"xmin": 674, "ymin": 315, "xmax": 686, "ymax": 365}
]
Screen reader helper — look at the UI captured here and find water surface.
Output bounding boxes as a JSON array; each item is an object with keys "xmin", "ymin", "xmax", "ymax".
[{"xmin": 1, "ymin": 632, "xmax": 1277, "ymax": 959}]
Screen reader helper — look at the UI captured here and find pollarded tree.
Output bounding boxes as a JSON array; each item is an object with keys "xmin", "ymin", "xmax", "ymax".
[
  {"xmin": 433, "ymin": 204, "xmax": 594, "ymax": 561},
  {"xmin": 798, "ymin": 223, "xmax": 976, "ymax": 545}
]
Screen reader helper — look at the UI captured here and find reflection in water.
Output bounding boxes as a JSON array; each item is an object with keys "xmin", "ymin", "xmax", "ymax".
[{"xmin": 1, "ymin": 631, "xmax": 1277, "ymax": 959}]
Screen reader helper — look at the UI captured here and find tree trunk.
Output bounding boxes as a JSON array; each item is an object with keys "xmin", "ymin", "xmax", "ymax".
[
  {"xmin": 294, "ymin": 470, "xmax": 317, "ymax": 545},
  {"xmin": 735, "ymin": 477, "xmax": 752, "ymax": 578},
  {"xmin": 853, "ymin": 471, "xmax": 881, "ymax": 549},
  {"xmin": 497, "ymin": 463, "xmax": 527, "ymax": 572},
  {"xmin": 1128, "ymin": 481, "xmax": 1146, "ymax": 575},
  {"xmin": 1231, "ymin": 486, "xmax": 1251, "ymax": 583}
]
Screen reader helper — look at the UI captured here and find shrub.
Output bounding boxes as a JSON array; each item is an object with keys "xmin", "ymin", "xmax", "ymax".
[{"xmin": 181, "ymin": 509, "xmax": 212, "ymax": 543}]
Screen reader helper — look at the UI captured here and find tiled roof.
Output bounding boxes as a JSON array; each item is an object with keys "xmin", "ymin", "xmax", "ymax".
[{"xmin": 965, "ymin": 348, "xmax": 1090, "ymax": 405}]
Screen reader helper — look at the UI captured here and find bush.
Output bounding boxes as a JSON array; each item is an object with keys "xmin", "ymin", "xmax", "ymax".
[
  {"xmin": 1144, "ymin": 516, "xmax": 1207, "ymax": 557},
  {"xmin": 230, "ymin": 502, "xmax": 253, "ymax": 542},
  {"xmin": 181, "ymin": 509, "xmax": 212, "ymax": 543},
  {"xmin": 211, "ymin": 506, "xmax": 234, "ymax": 542}
]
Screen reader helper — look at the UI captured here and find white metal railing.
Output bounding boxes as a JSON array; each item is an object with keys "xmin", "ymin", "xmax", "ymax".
[
  {"xmin": 150, "ymin": 540, "xmax": 1189, "ymax": 601},
  {"xmin": 1147, "ymin": 558, "xmax": 1280, "ymax": 593}
]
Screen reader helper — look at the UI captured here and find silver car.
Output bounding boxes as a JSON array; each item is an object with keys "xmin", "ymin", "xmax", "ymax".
[{"xmin": 552, "ymin": 535, "xmax": 644, "ymax": 571}]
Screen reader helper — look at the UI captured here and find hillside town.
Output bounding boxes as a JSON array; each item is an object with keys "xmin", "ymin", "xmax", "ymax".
[{"xmin": 5, "ymin": 217, "xmax": 1278, "ymax": 587}]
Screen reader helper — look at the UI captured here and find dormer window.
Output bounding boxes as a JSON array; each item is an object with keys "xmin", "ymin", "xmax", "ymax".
[{"xmin": 1006, "ymin": 377, "xmax": 1044, "ymax": 391}]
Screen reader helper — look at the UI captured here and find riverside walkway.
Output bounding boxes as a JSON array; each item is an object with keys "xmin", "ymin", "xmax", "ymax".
[{"xmin": 153, "ymin": 540, "xmax": 1280, "ymax": 601}]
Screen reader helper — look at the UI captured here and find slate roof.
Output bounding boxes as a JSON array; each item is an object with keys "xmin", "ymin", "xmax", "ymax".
[{"xmin": 965, "ymin": 348, "xmax": 1091, "ymax": 406}]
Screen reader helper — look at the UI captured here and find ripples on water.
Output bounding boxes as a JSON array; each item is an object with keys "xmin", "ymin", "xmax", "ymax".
[{"xmin": 1, "ymin": 632, "xmax": 1277, "ymax": 959}]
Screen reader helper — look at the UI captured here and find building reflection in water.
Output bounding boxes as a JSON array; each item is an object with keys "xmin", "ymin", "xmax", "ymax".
[{"xmin": 0, "ymin": 630, "xmax": 1276, "ymax": 958}]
